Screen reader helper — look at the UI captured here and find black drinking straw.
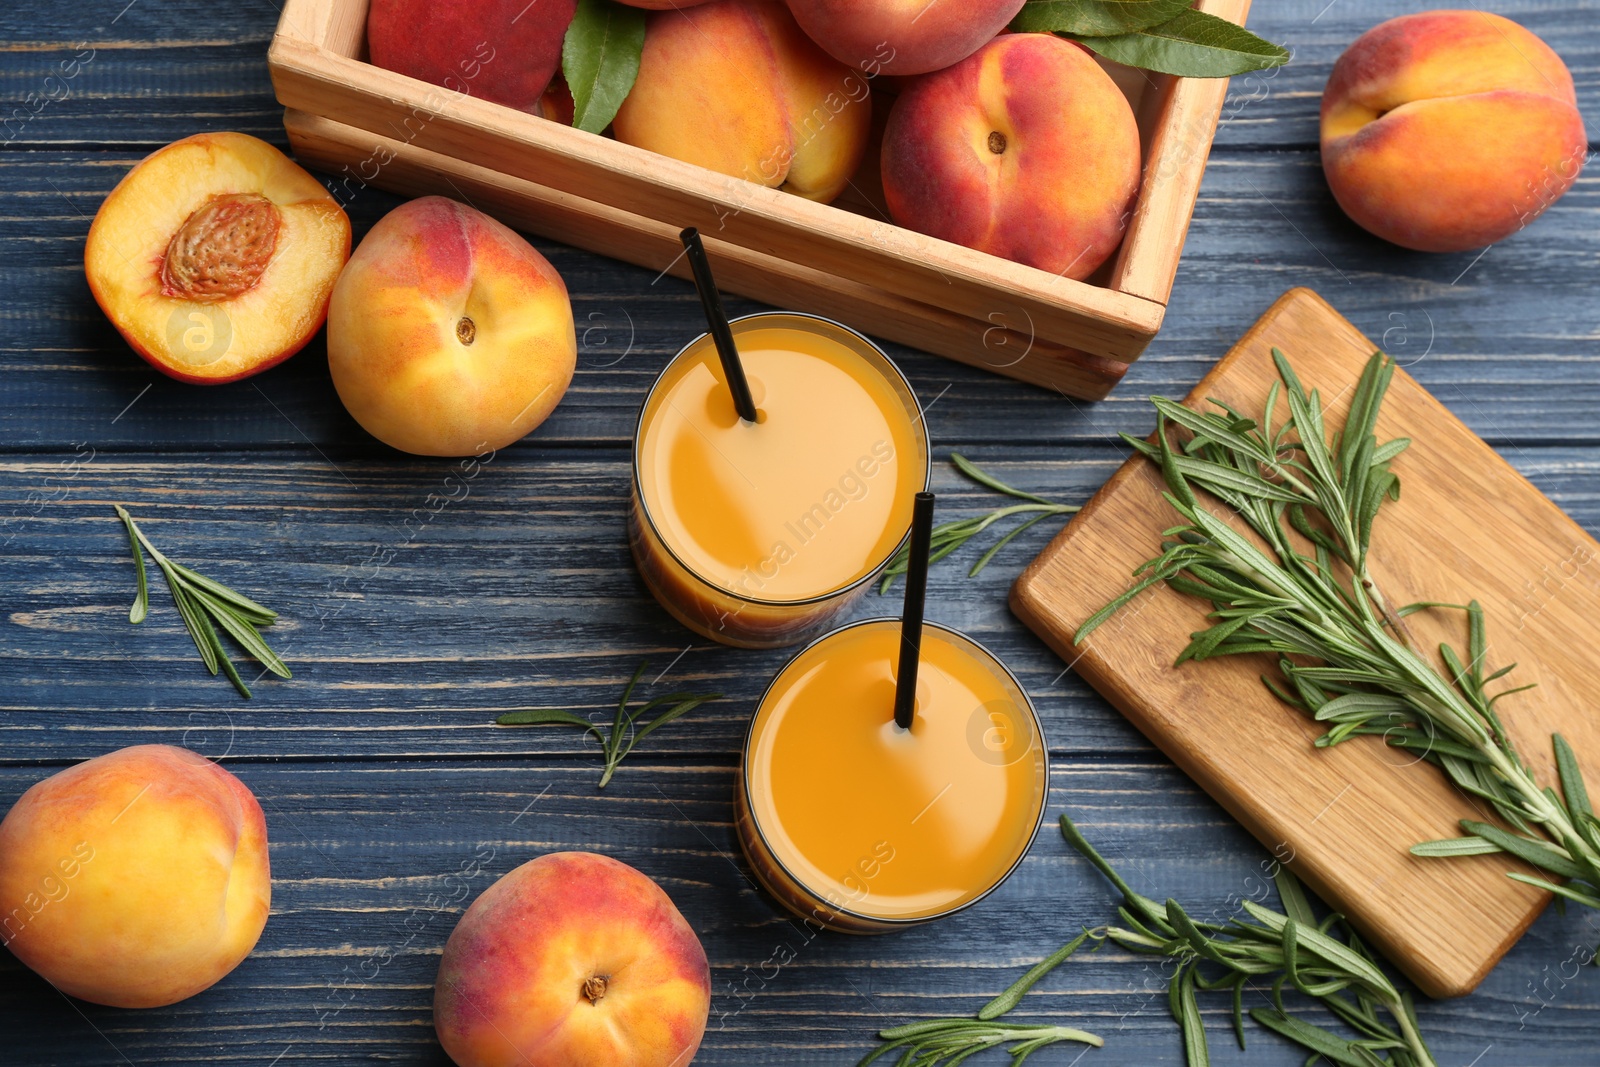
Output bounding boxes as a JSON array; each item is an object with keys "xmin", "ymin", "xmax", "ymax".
[
  {"xmin": 680, "ymin": 227, "xmax": 758, "ymax": 423},
  {"xmin": 893, "ymin": 492, "xmax": 937, "ymax": 731}
]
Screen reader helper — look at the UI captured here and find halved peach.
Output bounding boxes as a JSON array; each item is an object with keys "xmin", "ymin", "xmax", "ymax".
[{"xmin": 85, "ymin": 132, "xmax": 351, "ymax": 384}]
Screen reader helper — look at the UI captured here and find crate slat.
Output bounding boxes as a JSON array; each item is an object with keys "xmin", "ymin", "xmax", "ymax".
[{"xmin": 269, "ymin": 0, "xmax": 1252, "ymax": 396}]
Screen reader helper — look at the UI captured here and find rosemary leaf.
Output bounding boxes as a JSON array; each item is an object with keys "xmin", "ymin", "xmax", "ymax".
[
  {"xmin": 861, "ymin": 1020, "xmax": 1102, "ymax": 1066},
  {"xmin": 626, "ymin": 692, "xmax": 717, "ymax": 748},
  {"xmin": 1457, "ymin": 821, "xmax": 1586, "ymax": 880},
  {"xmin": 165, "ymin": 568, "xmax": 220, "ymax": 676},
  {"xmin": 497, "ymin": 707, "xmax": 604, "ymax": 732},
  {"xmin": 975, "ymin": 927, "xmax": 1099, "ymax": 1021},
  {"xmin": 189, "ymin": 586, "xmax": 291, "ymax": 679},
  {"xmin": 1249, "ymin": 1008, "xmax": 1371, "ymax": 1067},
  {"xmin": 1507, "ymin": 873, "xmax": 1600, "ymax": 910},
  {"xmin": 1554, "ymin": 734, "xmax": 1600, "ymax": 852},
  {"xmin": 117, "ymin": 506, "xmax": 149, "ymax": 625},
  {"xmin": 1172, "ymin": 963, "xmax": 1208, "ymax": 1067},
  {"xmin": 171, "ymin": 560, "xmax": 277, "ymax": 623},
  {"xmin": 952, "ymin": 452, "xmax": 1054, "ymax": 504}
]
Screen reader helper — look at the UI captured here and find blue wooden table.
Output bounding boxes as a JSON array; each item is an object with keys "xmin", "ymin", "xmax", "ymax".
[{"xmin": 3, "ymin": 2, "xmax": 1598, "ymax": 1064}]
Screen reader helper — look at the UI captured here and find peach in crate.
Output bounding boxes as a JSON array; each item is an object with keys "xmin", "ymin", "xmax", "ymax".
[
  {"xmin": 784, "ymin": 0, "xmax": 1025, "ymax": 75},
  {"xmin": 366, "ymin": 0, "xmax": 575, "ymax": 113},
  {"xmin": 268, "ymin": 0, "xmax": 1254, "ymax": 400},
  {"xmin": 613, "ymin": 0, "xmax": 871, "ymax": 204},
  {"xmin": 882, "ymin": 33, "xmax": 1141, "ymax": 282},
  {"xmin": 84, "ymin": 131, "xmax": 350, "ymax": 384}
]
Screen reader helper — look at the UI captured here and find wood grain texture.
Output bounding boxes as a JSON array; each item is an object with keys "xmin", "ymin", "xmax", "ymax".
[
  {"xmin": 4, "ymin": 447, "xmax": 1600, "ymax": 764},
  {"xmin": 1106, "ymin": 0, "xmax": 1245, "ymax": 305},
  {"xmin": 1012, "ymin": 289, "xmax": 1600, "ymax": 998},
  {"xmin": 0, "ymin": 760, "xmax": 1596, "ymax": 1067},
  {"xmin": 4, "ymin": 0, "xmax": 1600, "ymax": 1062},
  {"xmin": 6, "ymin": 142, "xmax": 1597, "ymax": 452}
]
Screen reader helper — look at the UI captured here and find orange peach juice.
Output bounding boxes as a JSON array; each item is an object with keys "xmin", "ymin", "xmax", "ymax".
[
  {"xmin": 737, "ymin": 619, "xmax": 1048, "ymax": 931},
  {"xmin": 630, "ymin": 312, "xmax": 927, "ymax": 648}
]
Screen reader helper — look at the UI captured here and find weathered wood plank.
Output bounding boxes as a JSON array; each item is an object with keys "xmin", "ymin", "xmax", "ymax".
[
  {"xmin": 4, "ymin": 1, "xmax": 1600, "ymax": 1064},
  {"xmin": 0, "ymin": 759, "xmax": 1594, "ymax": 1066},
  {"xmin": 3, "ymin": 150, "xmax": 1598, "ymax": 452},
  {"xmin": 1, "ymin": 449, "xmax": 1595, "ymax": 762}
]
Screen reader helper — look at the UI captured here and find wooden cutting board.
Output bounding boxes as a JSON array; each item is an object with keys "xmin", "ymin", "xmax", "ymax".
[{"xmin": 1012, "ymin": 287, "xmax": 1600, "ymax": 999}]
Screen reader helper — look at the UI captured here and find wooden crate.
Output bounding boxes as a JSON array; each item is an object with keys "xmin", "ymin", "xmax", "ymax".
[{"xmin": 268, "ymin": 0, "xmax": 1250, "ymax": 400}]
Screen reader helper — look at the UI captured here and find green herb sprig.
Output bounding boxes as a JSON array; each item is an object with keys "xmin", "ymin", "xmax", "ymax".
[
  {"xmin": 863, "ymin": 1016, "xmax": 1102, "ymax": 1067},
  {"xmin": 863, "ymin": 814, "xmax": 1439, "ymax": 1067},
  {"xmin": 879, "ymin": 455, "xmax": 1079, "ymax": 593},
  {"xmin": 1078, "ymin": 349, "xmax": 1600, "ymax": 916},
  {"xmin": 1061, "ymin": 814, "xmax": 1439, "ymax": 1067},
  {"xmin": 115, "ymin": 505, "xmax": 290, "ymax": 699},
  {"xmin": 861, "ymin": 925, "xmax": 1104, "ymax": 1065},
  {"xmin": 496, "ymin": 661, "xmax": 718, "ymax": 788},
  {"xmin": 1012, "ymin": 0, "xmax": 1290, "ymax": 78}
]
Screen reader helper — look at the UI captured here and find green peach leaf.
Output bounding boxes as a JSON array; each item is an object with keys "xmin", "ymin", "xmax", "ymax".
[
  {"xmin": 1069, "ymin": 10, "xmax": 1290, "ymax": 78},
  {"xmin": 561, "ymin": 0, "xmax": 645, "ymax": 134},
  {"xmin": 1011, "ymin": 0, "xmax": 1191, "ymax": 36}
]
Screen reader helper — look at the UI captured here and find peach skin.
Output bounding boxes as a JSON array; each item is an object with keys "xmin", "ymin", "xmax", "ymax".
[
  {"xmin": 880, "ymin": 33, "xmax": 1141, "ymax": 280},
  {"xmin": 84, "ymin": 131, "xmax": 350, "ymax": 385},
  {"xmin": 612, "ymin": 0, "xmax": 871, "ymax": 203},
  {"xmin": 326, "ymin": 197, "xmax": 576, "ymax": 457},
  {"xmin": 0, "ymin": 745, "xmax": 270, "ymax": 1009},
  {"xmin": 1321, "ymin": 11, "xmax": 1587, "ymax": 253},
  {"xmin": 367, "ymin": 0, "xmax": 576, "ymax": 113},
  {"xmin": 785, "ymin": 0, "xmax": 1026, "ymax": 76},
  {"xmin": 434, "ymin": 852, "xmax": 710, "ymax": 1067}
]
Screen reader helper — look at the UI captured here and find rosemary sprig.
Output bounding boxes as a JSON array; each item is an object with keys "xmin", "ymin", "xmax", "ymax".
[
  {"xmin": 861, "ymin": 927, "xmax": 1104, "ymax": 1065},
  {"xmin": 1060, "ymin": 814, "xmax": 1438, "ymax": 1067},
  {"xmin": 1077, "ymin": 349, "xmax": 1600, "ymax": 915},
  {"xmin": 862, "ymin": 814, "xmax": 1438, "ymax": 1067},
  {"xmin": 862, "ymin": 1018, "xmax": 1102, "ymax": 1067},
  {"xmin": 115, "ymin": 504, "xmax": 290, "ymax": 699},
  {"xmin": 879, "ymin": 454, "xmax": 1079, "ymax": 593},
  {"xmin": 495, "ymin": 661, "xmax": 719, "ymax": 788}
]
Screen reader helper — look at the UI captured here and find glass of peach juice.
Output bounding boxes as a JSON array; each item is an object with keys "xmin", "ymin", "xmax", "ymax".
[
  {"xmin": 629, "ymin": 311, "xmax": 929, "ymax": 649},
  {"xmin": 736, "ymin": 618, "xmax": 1048, "ymax": 932}
]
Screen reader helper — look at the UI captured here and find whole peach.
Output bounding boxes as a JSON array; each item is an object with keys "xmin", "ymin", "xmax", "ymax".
[
  {"xmin": 327, "ymin": 197, "xmax": 576, "ymax": 457},
  {"xmin": 881, "ymin": 33, "xmax": 1141, "ymax": 279},
  {"xmin": 612, "ymin": 0, "xmax": 872, "ymax": 203},
  {"xmin": 434, "ymin": 852, "xmax": 710, "ymax": 1067},
  {"xmin": 0, "ymin": 745, "xmax": 270, "ymax": 1008},
  {"xmin": 1321, "ymin": 11, "xmax": 1586, "ymax": 253},
  {"xmin": 367, "ymin": 0, "xmax": 576, "ymax": 113},
  {"xmin": 785, "ymin": 0, "xmax": 1025, "ymax": 75}
]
